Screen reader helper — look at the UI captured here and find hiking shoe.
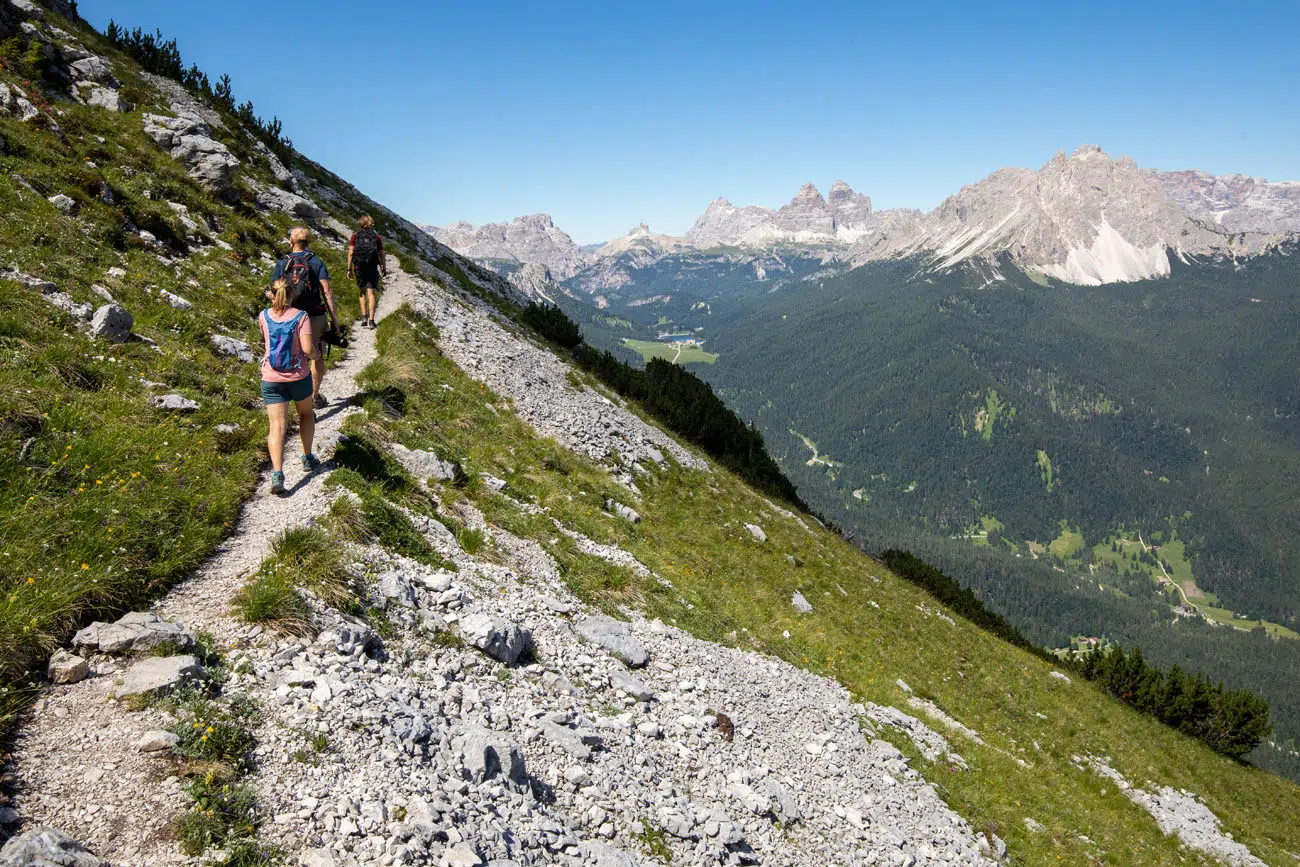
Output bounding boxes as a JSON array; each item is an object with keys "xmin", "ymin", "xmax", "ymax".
[
  {"xmin": 313, "ymin": 393, "xmax": 328, "ymax": 409},
  {"xmin": 369, "ymin": 318, "xmax": 377, "ymax": 328},
  {"xmin": 301, "ymin": 453, "xmax": 321, "ymax": 473},
  {"xmin": 269, "ymin": 471, "xmax": 285, "ymax": 495}
]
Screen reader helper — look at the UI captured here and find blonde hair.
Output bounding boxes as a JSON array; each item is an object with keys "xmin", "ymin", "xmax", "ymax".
[
  {"xmin": 269, "ymin": 278, "xmax": 293, "ymax": 313},
  {"xmin": 289, "ymin": 226, "xmax": 312, "ymax": 246},
  {"xmin": 358, "ymin": 215, "xmax": 374, "ymax": 230}
]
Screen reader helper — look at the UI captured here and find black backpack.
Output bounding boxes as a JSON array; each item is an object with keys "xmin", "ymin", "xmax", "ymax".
[
  {"xmin": 353, "ymin": 229, "xmax": 380, "ymax": 268},
  {"xmin": 281, "ymin": 251, "xmax": 323, "ymax": 314}
]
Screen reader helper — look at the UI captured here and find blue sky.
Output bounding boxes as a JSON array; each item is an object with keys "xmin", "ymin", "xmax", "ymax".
[{"xmin": 83, "ymin": 1, "xmax": 1300, "ymax": 243}]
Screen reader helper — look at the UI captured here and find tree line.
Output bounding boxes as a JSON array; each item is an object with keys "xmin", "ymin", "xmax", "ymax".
[
  {"xmin": 519, "ymin": 302, "xmax": 804, "ymax": 508},
  {"xmin": 1068, "ymin": 644, "xmax": 1272, "ymax": 759},
  {"xmin": 880, "ymin": 549, "xmax": 1272, "ymax": 759},
  {"xmin": 102, "ymin": 21, "xmax": 293, "ymax": 162}
]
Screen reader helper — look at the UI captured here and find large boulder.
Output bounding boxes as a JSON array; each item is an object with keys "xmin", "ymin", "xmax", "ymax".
[
  {"xmin": 575, "ymin": 615, "xmax": 648, "ymax": 668},
  {"xmin": 0, "ymin": 826, "xmax": 108, "ymax": 866},
  {"xmin": 111, "ymin": 654, "xmax": 205, "ymax": 699},
  {"xmin": 89, "ymin": 303, "xmax": 132, "ymax": 343},
  {"xmin": 459, "ymin": 613, "xmax": 532, "ymax": 665}
]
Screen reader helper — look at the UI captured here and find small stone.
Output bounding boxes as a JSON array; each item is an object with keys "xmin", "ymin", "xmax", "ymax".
[
  {"xmin": 610, "ymin": 671, "xmax": 654, "ymax": 702},
  {"xmin": 47, "ymin": 193, "xmax": 76, "ymax": 214},
  {"xmin": 443, "ymin": 842, "xmax": 482, "ymax": 867},
  {"xmin": 0, "ymin": 826, "xmax": 108, "ymax": 866},
  {"xmin": 1050, "ymin": 671, "xmax": 1072, "ymax": 684},
  {"xmin": 459, "ymin": 612, "xmax": 532, "ymax": 665},
  {"xmin": 210, "ymin": 334, "xmax": 254, "ymax": 363},
  {"xmin": 90, "ymin": 303, "xmax": 133, "ymax": 343},
  {"xmin": 136, "ymin": 730, "xmax": 180, "ymax": 752},
  {"xmin": 744, "ymin": 523, "xmax": 767, "ymax": 543},
  {"xmin": 150, "ymin": 393, "xmax": 200, "ymax": 412},
  {"xmin": 299, "ymin": 848, "xmax": 337, "ymax": 867},
  {"xmin": 603, "ymin": 499, "xmax": 642, "ymax": 524},
  {"xmin": 388, "ymin": 442, "xmax": 458, "ymax": 482},
  {"xmin": 451, "ymin": 725, "xmax": 528, "ymax": 788},
  {"xmin": 47, "ymin": 649, "xmax": 89, "ymax": 684},
  {"xmin": 563, "ymin": 766, "xmax": 591, "ymax": 786},
  {"xmin": 791, "ymin": 591, "xmax": 813, "ymax": 613},
  {"xmin": 111, "ymin": 655, "xmax": 205, "ymax": 698},
  {"xmin": 575, "ymin": 615, "xmax": 649, "ymax": 668},
  {"xmin": 159, "ymin": 289, "xmax": 192, "ymax": 311}
]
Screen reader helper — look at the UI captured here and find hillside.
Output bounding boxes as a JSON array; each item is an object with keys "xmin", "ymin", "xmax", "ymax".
[{"xmin": 3, "ymin": 4, "xmax": 1300, "ymax": 867}]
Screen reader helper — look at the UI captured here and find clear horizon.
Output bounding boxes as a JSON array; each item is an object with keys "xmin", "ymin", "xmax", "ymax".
[{"xmin": 83, "ymin": 0, "xmax": 1300, "ymax": 244}]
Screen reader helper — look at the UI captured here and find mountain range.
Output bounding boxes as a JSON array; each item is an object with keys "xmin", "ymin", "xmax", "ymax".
[{"xmin": 423, "ymin": 145, "xmax": 1300, "ymax": 290}]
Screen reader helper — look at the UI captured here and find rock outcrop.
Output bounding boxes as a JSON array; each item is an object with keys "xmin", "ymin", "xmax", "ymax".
[{"xmin": 142, "ymin": 109, "xmax": 240, "ymax": 202}]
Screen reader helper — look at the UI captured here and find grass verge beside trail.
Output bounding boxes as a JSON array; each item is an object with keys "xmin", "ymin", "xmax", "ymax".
[
  {"xmin": 0, "ymin": 61, "xmax": 360, "ymax": 746},
  {"xmin": 350, "ymin": 304, "xmax": 1300, "ymax": 866}
]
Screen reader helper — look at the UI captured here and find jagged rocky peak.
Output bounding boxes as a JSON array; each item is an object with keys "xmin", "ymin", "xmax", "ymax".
[
  {"xmin": 854, "ymin": 143, "xmax": 1290, "ymax": 285},
  {"xmin": 773, "ymin": 182, "xmax": 834, "ymax": 238},
  {"xmin": 1146, "ymin": 168, "xmax": 1300, "ymax": 234},
  {"xmin": 422, "ymin": 213, "xmax": 590, "ymax": 279},
  {"xmin": 684, "ymin": 197, "xmax": 779, "ymax": 248}
]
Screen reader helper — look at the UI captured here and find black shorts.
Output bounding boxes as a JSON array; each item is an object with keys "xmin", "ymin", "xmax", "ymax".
[{"xmin": 354, "ymin": 263, "xmax": 381, "ymax": 290}]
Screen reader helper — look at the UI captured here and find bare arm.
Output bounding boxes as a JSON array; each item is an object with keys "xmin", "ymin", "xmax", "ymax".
[
  {"xmin": 299, "ymin": 317, "xmax": 317, "ymax": 359},
  {"xmin": 321, "ymin": 278, "xmax": 337, "ymax": 326},
  {"xmin": 346, "ymin": 243, "xmax": 354, "ymax": 275}
]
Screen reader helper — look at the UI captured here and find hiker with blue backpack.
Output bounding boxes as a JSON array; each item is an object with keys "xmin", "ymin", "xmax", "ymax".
[
  {"xmin": 271, "ymin": 226, "xmax": 337, "ymax": 409},
  {"xmin": 259, "ymin": 277, "xmax": 319, "ymax": 496}
]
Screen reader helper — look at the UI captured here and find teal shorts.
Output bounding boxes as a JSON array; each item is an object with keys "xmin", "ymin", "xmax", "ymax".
[{"xmin": 260, "ymin": 376, "xmax": 313, "ymax": 405}]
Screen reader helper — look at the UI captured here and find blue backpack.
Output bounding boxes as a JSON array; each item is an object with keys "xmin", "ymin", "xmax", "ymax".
[{"xmin": 263, "ymin": 309, "xmax": 307, "ymax": 374}]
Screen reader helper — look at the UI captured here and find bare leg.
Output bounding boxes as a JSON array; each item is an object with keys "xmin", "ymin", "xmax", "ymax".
[
  {"xmin": 311, "ymin": 354, "xmax": 325, "ymax": 403},
  {"xmin": 266, "ymin": 401, "xmax": 288, "ymax": 471},
  {"xmin": 295, "ymin": 395, "xmax": 315, "ymax": 456},
  {"xmin": 366, "ymin": 287, "xmax": 377, "ymax": 321}
]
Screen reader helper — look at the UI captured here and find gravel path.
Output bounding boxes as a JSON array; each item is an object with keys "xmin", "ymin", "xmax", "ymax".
[
  {"xmin": 6, "ymin": 265, "xmax": 1002, "ymax": 867},
  {"xmin": 7, "ymin": 257, "xmax": 410, "ymax": 864}
]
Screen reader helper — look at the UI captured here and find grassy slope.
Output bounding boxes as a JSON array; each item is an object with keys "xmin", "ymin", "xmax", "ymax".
[
  {"xmin": 0, "ymin": 18, "xmax": 363, "ymax": 734},
  {"xmin": 357, "ymin": 306, "xmax": 1300, "ymax": 867}
]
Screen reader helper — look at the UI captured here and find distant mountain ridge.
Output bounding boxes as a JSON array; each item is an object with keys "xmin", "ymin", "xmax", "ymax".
[{"xmin": 424, "ymin": 146, "xmax": 1300, "ymax": 289}]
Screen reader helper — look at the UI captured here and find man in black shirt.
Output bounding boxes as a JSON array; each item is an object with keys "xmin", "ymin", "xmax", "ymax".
[{"xmin": 270, "ymin": 226, "xmax": 337, "ymax": 408}]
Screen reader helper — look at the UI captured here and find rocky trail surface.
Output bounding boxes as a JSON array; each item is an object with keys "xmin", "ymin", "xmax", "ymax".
[{"xmin": 3, "ymin": 266, "xmax": 1003, "ymax": 867}]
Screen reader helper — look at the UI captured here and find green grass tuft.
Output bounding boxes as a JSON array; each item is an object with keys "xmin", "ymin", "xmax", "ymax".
[{"xmin": 231, "ymin": 573, "xmax": 311, "ymax": 636}]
